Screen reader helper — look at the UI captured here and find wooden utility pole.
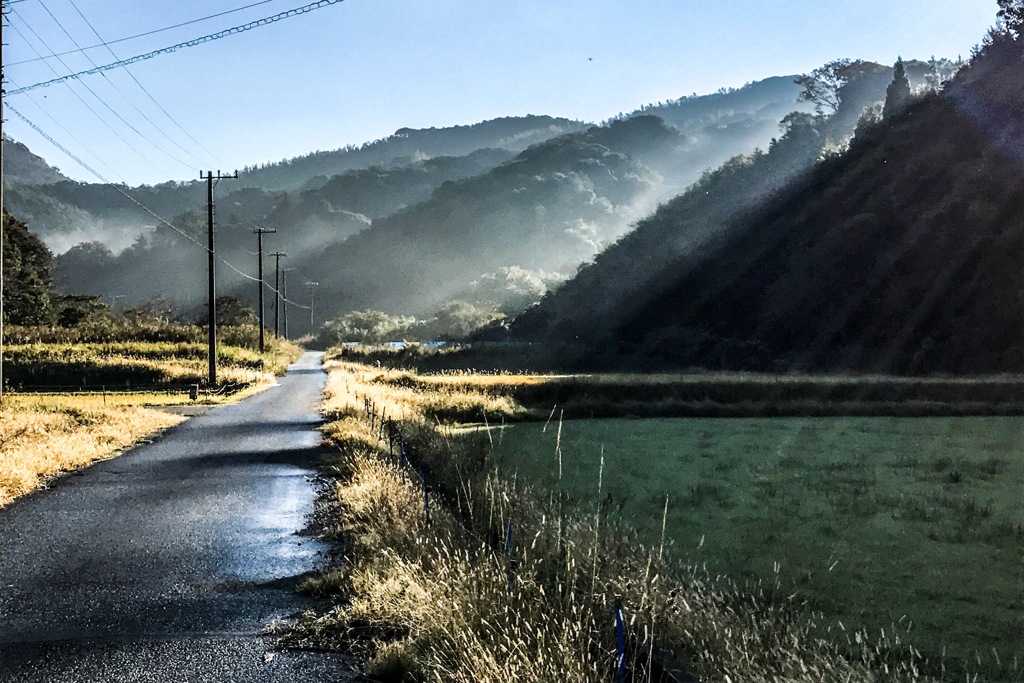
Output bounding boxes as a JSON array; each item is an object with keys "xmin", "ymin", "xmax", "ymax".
[
  {"xmin": 270, "ymin": 252, "xmax": 286, "ymax": 338},
  {"xmin": 202, "ymin": 170, "xmax": 237, "ymax": 386},
  {"xmin": 1, "ymin": 2, "xmax": 8, "ymax": 407},
  {"xmin": 253, "ymin": 227, "xmax": 276, "ymax": 352},
  {"xmin": 282, "ymin": 268, "xmax": 294, "ymax": 339},
  {"xmin": 306, "ymin": 281, "xmax": 319, "ymax": 331}
]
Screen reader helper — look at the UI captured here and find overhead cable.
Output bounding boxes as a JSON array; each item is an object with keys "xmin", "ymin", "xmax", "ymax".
[
  {"xmin": 7, "ymin": 17, "xmax": 177, "ymax": 177},
  {"xmin": 33, "ymin": 0, "xmax": 205, "ymax": 169},
  {"xmin": 6, "ymin": 0, "xmax": 279, "ymax": 67},
  {"xmin": 8, "ymin": 0, "xmax": 346, "ymax": 96},
  {"xmin": 4, "ymin": 104, "xmax": 311, "ymax": 309},
  {"xmin": 63, "ymin": 0, "xmax": 227, "ymax": 166}
]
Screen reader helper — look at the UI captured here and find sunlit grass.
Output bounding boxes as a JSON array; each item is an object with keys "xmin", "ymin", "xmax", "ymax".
[
  {"xmin": 4, "ymin": 340, "xmax": 302, "ymax": 388},
  {"xmin": 0, "ymin": 397, "xmax": 183, "ymax": 507},
  {"xmin": 0, "ymin": 338, "xmax": 304, "ymax": 507},
  {"xmin": 300, "ymin": 356, "xmax": 966, "ymax": 682}
]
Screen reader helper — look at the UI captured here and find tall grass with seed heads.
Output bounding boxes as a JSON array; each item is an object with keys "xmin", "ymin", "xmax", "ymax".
[{"xmin": 294, "ymin": 355, "xmax": 954, "ymax": 682}]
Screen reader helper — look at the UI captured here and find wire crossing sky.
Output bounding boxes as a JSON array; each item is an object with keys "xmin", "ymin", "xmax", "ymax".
[{"xmin": 2, "ymin": 0, "xmax": 999, "ymax": 187}]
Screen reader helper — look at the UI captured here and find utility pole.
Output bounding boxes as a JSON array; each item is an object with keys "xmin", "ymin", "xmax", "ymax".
[
  {"xmin": 282, "ymin": 268, "xmax": 294, "ymax": 340},
  {"xmin": 253, "ymin": 227, "xmax": 276, "ymax": 353},
  {"xmin": 1, "ymin": 1, "xmax": 8, "ymax": 407},
  {"xmin": 305, "ymin": 281, "xmax": 319, "ymax": 332},
  {"xmin": 270, "ymin": 252, "xmax": 286, "ymax": 338},
  {"xmin": 201, "ymin": 170, "xmax": 237, "ymax": 386}
]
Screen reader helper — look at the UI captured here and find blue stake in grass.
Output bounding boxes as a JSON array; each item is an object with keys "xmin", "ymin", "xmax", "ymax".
[
  {"xmin": 615, "ymin": 597, "xmax": 627, "ymax": 683},
  {"xmin": 421, "ymin": 463, "xmax": 432, "ymax": 526},
  {"xmin": 399, "ymin": 439, "xmax": 407, "ymax": 469},
  {"xmin": 505, "ymin": 522, "xmax": 516, "ymax": 593}
]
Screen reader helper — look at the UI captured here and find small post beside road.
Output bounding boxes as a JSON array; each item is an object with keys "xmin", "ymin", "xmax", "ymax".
[
  {"xmin": 202, "ymin": 169, "xmax": 238, "ymax": 386},
  {"xmin": 253, "ymin": 227, "xmax": 277, "ymax": 353},
  {"xmin": 421, "ymin": 463, "xmax": 431, "ymax": 526}
]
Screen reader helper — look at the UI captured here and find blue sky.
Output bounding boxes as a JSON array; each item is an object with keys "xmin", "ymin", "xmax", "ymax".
[{"xmin": 2, "ymin": 0, "xmax": 999, "ymax": 186}]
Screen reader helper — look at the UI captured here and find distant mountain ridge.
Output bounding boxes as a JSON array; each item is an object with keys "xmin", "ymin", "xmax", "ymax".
[
  {"xmin": 235, "ymin": 115, "xmax": 590, "ymax": 191},
  {"xmin": 2, "ymin": 137, "xmax": 70, "ymax": 186},
  {"xmin": 12, "ymin": 60, "xmax": 960, "ymax": 334}
]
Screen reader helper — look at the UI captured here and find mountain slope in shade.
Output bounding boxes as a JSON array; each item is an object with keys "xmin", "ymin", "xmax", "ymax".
[
  {"xmin": 577, "ymin": 37, "xmax": 1024, "ymax": 374},
  {"xmin": 299, "ymin": 116, "xmax": 682, "ymax": 319},
  {"xmin": 2, "ymin": 137, "xmax": 70, "ymax": 186}
]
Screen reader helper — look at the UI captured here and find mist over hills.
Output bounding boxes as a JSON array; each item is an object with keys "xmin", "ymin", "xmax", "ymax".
[
  {"xmin": 8, "ymin": 59, "xmax": 956, "ymax": 334},
  {"xmin": 517, "ymin": 42, "xmax": 1022, "ymax": 374},
  {"xmin": 3, "ymin": 116, "xmax": 584, "ymax": 252},
  {"xmin": 10, "ymin": 74, "xmax": 817, "ymax": 321}
]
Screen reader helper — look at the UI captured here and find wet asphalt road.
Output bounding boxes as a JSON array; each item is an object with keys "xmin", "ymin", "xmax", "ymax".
[{"xmin": 0, "ymin": 351, "xmax": 357, "ymax": 682}]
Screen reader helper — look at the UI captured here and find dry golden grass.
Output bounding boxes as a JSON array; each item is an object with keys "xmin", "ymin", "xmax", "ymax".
[
  {"xmin": 300, "ymin": 357, "xmax": 944, "ymax": 682},
  {"xmin": 0, "ymin": 395, "xmax": 183, "ymax": 507},
  {"xmin": 5, "ymin": 339, "xmax": 303, "ymax": 389},
  {"xmin": 323, "ymin": 359, "xmax": 525, "ymax": 425},
  {"xmin": 0, "ymin": 339, "xmax": 304, "ymax": 508}
]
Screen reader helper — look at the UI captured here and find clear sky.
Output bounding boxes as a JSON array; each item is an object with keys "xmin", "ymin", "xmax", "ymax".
[{"xmin": 2, "ymin": 0, "xmax": 999, "ymax": 186}]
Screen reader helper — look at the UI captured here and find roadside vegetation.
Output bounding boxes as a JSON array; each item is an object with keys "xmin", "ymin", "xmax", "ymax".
[
  {"xmin": 0, "ymin": 393, "xmax": 185, "ymax": 507},
  {"xmin": 4, "ymin": 337, "xmax": 297, "ymax": 389},
  {"xmin": 330, "ymin": 344, "xmax": 1024, "ymax": 417},
  {"xmin": 0, "ymin": 324, "xmax": 303, "ymax": 508},
  {"xmin": 292, "ymin": 354, "xmax": 1020, "ymax": 682}
]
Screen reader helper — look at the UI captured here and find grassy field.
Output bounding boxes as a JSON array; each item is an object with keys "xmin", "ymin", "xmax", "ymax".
[
  {"xmin": 487, "ymin": 417, "xmax": 1024, "ymax": 677},
  {"xmin": 3, "ymin": 340, "xmax": 299, "ymax": 388},
  {"xmin": 0, "ymin": 338, "xmax": 304, "ymax": 507},
  {"xmin": 301, "ymin": 356, "xmax": 1011, "ymax": 682},
  {"xmin": 0, "ymin": 393, "xmax": 185, "ymax": 506}
]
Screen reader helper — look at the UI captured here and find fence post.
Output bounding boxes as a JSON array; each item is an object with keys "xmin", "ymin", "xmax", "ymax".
[
  {"xmin": 400, "ymin": 439, "xmax": 408, "ymax": 469},
  {"xmin": 505, "ymin": 522, "xmax": 516, "ymax": 593},
  {"xmin": 388, "ymin": 419, "xmax": 395, "ymax": 459},
  {"xmin": 421, "ymin": 463, "xmax": 431, "ymax": 526},
  {"xmin": 615, "ymin": 597, "xmax": 627, "ymax": 683}
]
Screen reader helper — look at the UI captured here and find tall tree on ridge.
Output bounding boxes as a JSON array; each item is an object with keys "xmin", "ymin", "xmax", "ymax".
[{"xmin": 883, "ymin": 58, "xmax": 912, "ymax": 119}]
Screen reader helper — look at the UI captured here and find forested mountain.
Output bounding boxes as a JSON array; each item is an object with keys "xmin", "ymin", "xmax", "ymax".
[
  {"xmin": 4, "ymin": 116, "xmax": 585, "ymax": 253},
  {"xmin": 2, "ymin": 138, "xmax": 70, "ymax": 186},
  {"xmin": 237, "ymin": 116, "xmax": 588, "ymax": 191},
  {"xmin": 38, "ymin": 74, "xmax": 824, "ymax": 320},
  {"xmin": 517, "ymin": 37, "xmax": 1022, "ymax": 374},
  {"xmin": 510, "ymin": 59, "xmax": 955, "ymax": 349},
  {"xmin": 17, "ymin": 58, "xmax": 958, "ymax": 331}
]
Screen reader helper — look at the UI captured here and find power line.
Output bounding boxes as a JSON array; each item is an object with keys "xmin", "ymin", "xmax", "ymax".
[
  {"xmin": 5, "ymin": 74, "xmax": 125, "ymax": 180},
  {"xmin": 7, "ymin": 14, "xmax": 179, "ymax": 176},
  {"xmin": 32, "ymin": 0, "xmax": 205, "ymax": 169},
  {"xmin": 5, "ymin": 0, "xmax": 280, "ymax": 67},
  {"xmin": 62, "ymin": 0, "xmax": 225, "ymax": 167},
  {"xmin": 8, "ymin": 0, "xmax": 346, "ymax": 96},
  {"xmin": 3, "ymin": 106, "xmax": 311, "ymax": 309}
]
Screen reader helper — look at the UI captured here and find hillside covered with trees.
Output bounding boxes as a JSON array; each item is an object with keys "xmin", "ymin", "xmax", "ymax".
[
  {"xmin": 513, "ymin": 24, "xmax": 1023, "ymax": 374},
  {"xmin": 11, "ymin": 57, "xmax": 960, "ymax": 337}
]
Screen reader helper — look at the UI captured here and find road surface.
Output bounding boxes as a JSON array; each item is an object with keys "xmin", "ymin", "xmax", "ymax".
[{"xmin": 0, "ymin": 351, "xmax": 356, "ymax": 682}]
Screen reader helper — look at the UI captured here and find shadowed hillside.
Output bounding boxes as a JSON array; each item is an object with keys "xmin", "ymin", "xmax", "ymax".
[
  {"xmin": 5, "ymin": 116, "xmax": 586, "ymax": 253},
  {"xmin": 2, "ymin": 137, "xmax": 70, "ymax": 186},
  {"xmin": 539, "ymin": 36, "xmax": 1024, "ymax": 374}
]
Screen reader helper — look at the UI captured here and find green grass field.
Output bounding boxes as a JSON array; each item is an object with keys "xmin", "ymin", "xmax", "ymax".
[{"xmin": 488, "ymin": 416, "xmax": 1024, "ymax": 678}]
